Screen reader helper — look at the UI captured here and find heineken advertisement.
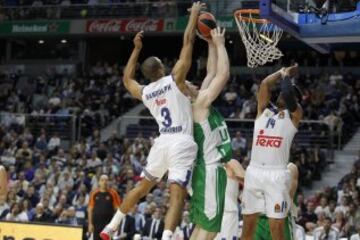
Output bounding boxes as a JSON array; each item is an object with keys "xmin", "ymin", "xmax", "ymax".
[
  {"xmin": 0, "ymin": 21, "xmax": 70, "ymax": 34},
  {"xmin": 170, "ymin": 16, "xmax": 237, "ymax": 31}
]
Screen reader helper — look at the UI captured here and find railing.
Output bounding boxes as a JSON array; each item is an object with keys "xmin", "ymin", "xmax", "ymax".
[
  {"xmin": 0, "ymin": 112, "xmax": 77, "ymax": 146},
  {"xmin": 119, "ymin": 115, "xmax": 340, "ymax": 158},
  {"xmin": 0, "ymin": 0, "xmax": 234, "ymax": 21}
]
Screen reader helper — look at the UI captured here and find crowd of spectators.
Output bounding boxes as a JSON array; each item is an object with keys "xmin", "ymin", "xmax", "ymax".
[
  {"xmin": 295, "ymin": 151, "xmax": 360, "ymax": 239},
  {"xmin": 0, "ymin": 117, "xmax": 359, "ymax": 239},
  {"xmin": 0, "ymin": 62, "xmax": 137, "ymax": 137},
  {"xmin": 0, "ymin": 0, "xmax": 183, "ymax": 20}
]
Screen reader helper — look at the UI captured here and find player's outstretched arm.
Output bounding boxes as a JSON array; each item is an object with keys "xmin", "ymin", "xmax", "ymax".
[
  {"xmin": 197, "ymin": 27, "xmax": 229, "ymax": 107},
  {"xmin": 257, "ymin": 63, "xmax": 299, "ymax": 118},
  {"xmin": 172, "ymin": 1, "xmax": 203, "ymax": 91},
  {"xmin": 0, "ymin": 165, "xmax": 8, "ymax": 203},
  {"xmin": 199, "ymin": 36, "xmax": 217, "ymax": 90},
  {"xmin": 123, "ymin": 31, "xmax": 144, "ymax": 101},
  {"xmin": 281, "ymin": 64, "xmax": 303, "ymax": 127},
  {"xmin": 257, "ymin": 68, "xmax": 284, "ymax": 117}
]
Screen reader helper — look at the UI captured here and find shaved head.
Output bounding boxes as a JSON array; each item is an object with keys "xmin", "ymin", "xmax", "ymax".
[{"xmin": 141, "ymin": 56, "xmax": 165, "ymax": 81}]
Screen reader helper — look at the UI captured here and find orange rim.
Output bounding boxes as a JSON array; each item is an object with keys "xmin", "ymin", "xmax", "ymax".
[{"xmin": 234, "ymin": 9, "xmax": 269, "ymax": 24}]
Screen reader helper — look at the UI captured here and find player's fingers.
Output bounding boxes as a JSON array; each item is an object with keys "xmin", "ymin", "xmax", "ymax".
[
  {"xmin": 136, "ymin": 31, "xmax": 143, "ymax": 38},
  {"xmin": 221, "ymin": 27, "xmax": 226, "ymax": 36},
  {"xmin": 217, "ymin": 26, "xmax": 221, "ymax": 35}
]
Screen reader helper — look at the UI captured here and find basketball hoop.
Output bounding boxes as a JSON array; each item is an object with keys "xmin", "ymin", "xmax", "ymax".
[{"xmin": 234, "ymin": 9, "xmax": 283, "ymax": 68}]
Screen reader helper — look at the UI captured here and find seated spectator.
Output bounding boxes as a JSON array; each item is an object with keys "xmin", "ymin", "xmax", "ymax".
[
  {"xmin": 74, "ymin": 194, "xmax": 87, "ymax": 225},
  {"xmin": 15, "ymin": 141, "xmax": 33, "ymax": 163},
  {"xmin": 23, "ymin": 185, "xmax": 39, "ymax": 207},
  {"xmin": 335, "ymin": 196, "xmax": 350, "ymax": 215},
  {"xmin": 33, "ymin": 203, "xmax": 51, "ymax": 223},
  {"xmin": 347, "ymin": 202, "xmax": 360, "ymax": 228},
  {"xmin": 66, "ymin": 207, "xmax": 79, "ymax": 226},
  {"xmin": 86, "ymin": 151, "xmax": 102, "ymax": 170},
  {"xmin": 231, "ymin": 131, "xmax": 247, "ymax": 155},
  {"xmin": 138, "ymin": 193, "xmax": 153, "ymax": 215},
  {"xmin": 179, "ymin": 211, "xmax": 194, "ymax": 240},
  {"xmin": 313, "ymin": 217, "xmax": 339, "ymax": 240},
  {"xmin": 315, "ymin": 196, "xmax": 331, "ymax": 217},
  {"xmin": 142, "ymin": 207, "xmax": 164, "ymax": 240},
  {"xmin": 48, "ymin": 133, "xmax": 61, "ymax": 151},
  {"xmin": 299, "ymin": 201, "xmax": 318, "ymax": 232},
  {"xmin": 6, "ymin": 202, "xmax": 28, "ymax": 222},
  {"xmin": 132, "ymin": 204, "xmax": 146, "ymax": 234},
  {"xmin": 0, "ymin": 196, "xmax": 10, "ymax": 219},
  {"xmin": 114, "ymin": 213, "xmax": 136, "ymax": 240},
  {"xmin": 332, "ymin": 211, "xmax": 347, "ymax": 235},
  {"xmin": 22, "ymin": 199, "xmax": 34, "ymax": 221}
]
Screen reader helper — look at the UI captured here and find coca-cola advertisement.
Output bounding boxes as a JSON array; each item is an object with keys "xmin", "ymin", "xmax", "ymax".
[{"xmin": 87, "ymin": 19, "xmax": 164, "ymax": 33}]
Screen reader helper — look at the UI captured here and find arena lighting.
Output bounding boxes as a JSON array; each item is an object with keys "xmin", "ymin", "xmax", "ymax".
[
  {"xmin": 61, "ymin": 39, "xmax": 67, "ymax": 43},
  {"xmin": 38, "ymin": 40, "xmax": 45, "ymax": 44}
]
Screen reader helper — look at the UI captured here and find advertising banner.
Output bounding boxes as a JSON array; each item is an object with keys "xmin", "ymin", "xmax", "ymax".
[
  {"xmin": 0, "ymin": 221, "xmax": 83, "ymax": 240},
  {"xmin": 0, "ymin": 21, "xmax": 70, "ymax": 34},
  {"xmin": 87, "ymin": 19, "xmax": 164, "ymax": 33}
]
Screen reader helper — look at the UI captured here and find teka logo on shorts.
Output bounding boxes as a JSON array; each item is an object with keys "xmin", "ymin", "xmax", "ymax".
[
  {"xmin": 255, "ymin": 130, "xmax": 283, "ymax": 148},
  {"xmin": 274, "ymin": 201, "xmax": 287, "ymax": 213},
  {"xmin": 274, "ymin": 203, "xmax": 281, "ymax": 213}
]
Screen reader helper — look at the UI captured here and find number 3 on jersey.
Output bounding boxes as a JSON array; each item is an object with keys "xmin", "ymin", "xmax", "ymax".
[{"xmin": 161, "ymin": 107, "xmax": 172, "ymax": 127}]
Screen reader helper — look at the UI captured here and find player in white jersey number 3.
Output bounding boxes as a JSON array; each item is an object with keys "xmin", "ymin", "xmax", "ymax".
[
  {"xmin": 100, "ymin": 2, "xmax": 204, "ymax": 240},
  {"xmin": 241, "ymin": 64, "xmax": 303, "ymax": 240}
]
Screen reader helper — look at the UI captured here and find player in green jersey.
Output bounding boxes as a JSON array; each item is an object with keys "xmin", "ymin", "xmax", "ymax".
[{"xmin": 184, "ymin": 27, "xmax": 244, "ymax": 240}]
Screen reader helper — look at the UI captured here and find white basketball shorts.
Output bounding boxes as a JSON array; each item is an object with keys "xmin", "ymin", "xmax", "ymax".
[
  {"xmin": 241, "ymin": 165, "xmax": 291, "ymax": 219},
  {"xmin": 215, "ymin": 211, "xmax": 239, "ymax": 240},
  {"xmin": 142, "ymin": 134, "xmax": 197, "ymax": 186}
]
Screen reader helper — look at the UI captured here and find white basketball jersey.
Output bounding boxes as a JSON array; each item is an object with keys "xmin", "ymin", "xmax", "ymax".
[
  {"xmin": 250, "ymin": 108, "xmax": 297, "ymax": 168},
  {"xmin": 224, "ymin": 177, "xmax": 240, "ymax": 212},
  {"xmin": 142, "ymin": 75, "xmax": 193, "ymax": 136}
]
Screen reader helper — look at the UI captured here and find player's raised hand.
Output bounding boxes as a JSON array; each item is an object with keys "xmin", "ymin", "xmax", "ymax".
[
  {"xmin": 210, "ymin": 27, "xmax": 225, "ymax": 46},
  {"xmin": 133, "ymin": 31, "xmax": 143, "ymax": 50},
  {"xmin": 188, "ymin": 1, "xmax": 206, "ymax": 15},
  {"xmin": 284, "ymin": 63, "xmax": 298, "ymax": 77}
]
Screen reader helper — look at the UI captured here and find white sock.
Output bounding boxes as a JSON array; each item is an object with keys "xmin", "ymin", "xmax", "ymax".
[
  {"xmin": 108, "ymin": 209, "xmax": 125, "ymax": 231},
  {"xmin": 161, "ymin": 229, "xmax": 173, "ymax": 240}
]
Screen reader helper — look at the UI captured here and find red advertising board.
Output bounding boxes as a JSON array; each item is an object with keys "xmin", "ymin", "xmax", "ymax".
[{"xmin": 87, "ymin": 19, "xmax": 164, "ymax": 33}]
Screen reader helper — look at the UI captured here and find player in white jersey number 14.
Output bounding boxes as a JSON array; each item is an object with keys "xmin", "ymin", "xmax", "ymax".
[
  {"xmin": 241, "ymin": 63, "xmax": 303, "ymax": 240},
  {"xmin": 100, "ymin": 2, "xmax": 205, "ymax": 240}
]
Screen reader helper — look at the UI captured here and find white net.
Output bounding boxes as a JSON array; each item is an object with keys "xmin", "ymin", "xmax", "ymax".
[{"xmin": 235, "ymin": 10, "xmax": 284, "ymax": 68}]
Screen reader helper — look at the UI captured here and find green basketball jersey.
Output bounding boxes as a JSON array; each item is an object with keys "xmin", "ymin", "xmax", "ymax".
[
  {"xmin": 193, "ymin": 107, "xmax": 232, "ymax": 165},
  {"xmin": 190, "ymin": 107, "xmax": 231, "ymax": 232}
]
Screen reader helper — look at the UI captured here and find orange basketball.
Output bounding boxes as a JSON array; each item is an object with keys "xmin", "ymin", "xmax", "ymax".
[{"xmin": 197, "ymin": 12, "xmax": 217, "ymax": 38}]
